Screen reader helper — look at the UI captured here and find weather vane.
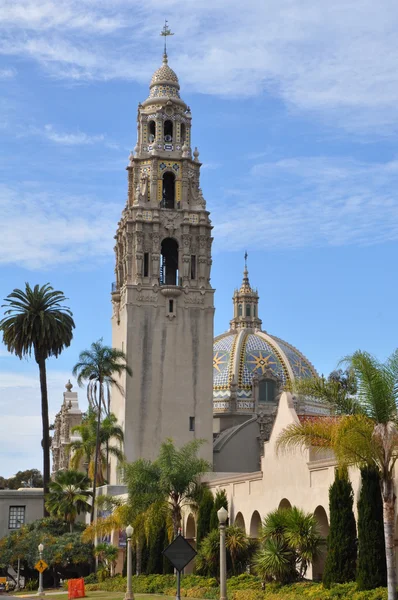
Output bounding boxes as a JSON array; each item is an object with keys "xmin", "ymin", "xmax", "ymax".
[
  {"xmin": 244, "ymin": 251, "xmax": 248, "ymax": 268},
  {"xmin": 160, "ymin": 20, "xmax": 174, "ymax": 54}
]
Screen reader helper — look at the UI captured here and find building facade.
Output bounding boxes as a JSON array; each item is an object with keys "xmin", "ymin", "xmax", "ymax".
[{"xmin": 109, "ymin": 50, "xmax": 215, "ymax": 473}]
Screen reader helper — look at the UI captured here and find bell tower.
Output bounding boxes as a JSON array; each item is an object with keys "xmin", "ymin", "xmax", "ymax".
[{"xmin": 110, "ymin": 38, "xmax": 214, "ymax": 475}]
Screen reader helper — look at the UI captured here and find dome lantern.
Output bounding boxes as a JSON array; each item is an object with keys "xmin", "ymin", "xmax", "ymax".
[{"xmin": 230, "ymin": 253, "xmax": 262, "ymax": 331}]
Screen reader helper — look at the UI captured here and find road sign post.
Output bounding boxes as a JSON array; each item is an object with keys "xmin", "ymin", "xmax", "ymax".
[{"xmin": 162, "ymin": 534, "xmax": 197, "ymax": 600}]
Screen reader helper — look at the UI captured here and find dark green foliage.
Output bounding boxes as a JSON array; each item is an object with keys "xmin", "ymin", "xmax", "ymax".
[
  {"xmin": 146, "ymin": 522, "xmax": 166, "ymax": 574},
  {"xmin": 163, "ymin": 529, "xmax": 174, "ymax": 574},
  {"xmin": 140, "ymin": 537, "xmax": 150, "ymax": 575},
  {"xmin": 357, "ymin": 467, "xmax": 387, "ymax": 590},
  {"xmin": 0, "ymin": 517, "xmax": 93, "ymax": 585},
  {"xmin": 197, "ymin": 488, "xmax": 214, "ymax": 545},
  {"xmin": 210, "ymin": 489, "xmax": 228, "ymax": 531},
  {"xmin": 0, "ymin": 469, "xmax": 43, "ymax": 490},
  {"xmin": 323, "ymin": 469, "xmax": 357, "ymax": 588}
]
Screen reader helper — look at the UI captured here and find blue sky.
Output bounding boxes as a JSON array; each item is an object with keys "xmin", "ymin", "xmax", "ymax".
[{"xmin": 1, "ymin": 0, "xmax": 398, "ymax": 477}]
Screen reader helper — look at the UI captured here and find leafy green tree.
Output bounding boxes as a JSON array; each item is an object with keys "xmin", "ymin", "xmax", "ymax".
[
  {"xmin": 5, "ymin": 469, "xmax": 43, "ymax": 489},
  {"xmin": 196, "ymin": 488, "xmax": 214, "ymax": 545},
  {"xmin": 72, "ymin": 339, "xmax": 132, "ymax": 521},
  {"xmin": 210, "ymin": 489, "xmax": 228, "ymax": 531},
  {"xmin": 124, "ymin": 438, "xmax": 210, "ymax": 537},
  {"xmin": 146, "ymin": 519, "xmax": 166, "ymax": 574},
  {"xmin": 357, "ymin": 466, "xmax": 387, "ymax": 590},
  {"xmin": 0, "ymin": 283, "xmax": 75, "ymax": 504},
  {"xmin": 45, "ymin": 470, "xmax": 92, "ymax": 532},
  {"xmin": 69, "ymin": 409, "xmax": 124, "ymax": 484},
  {"xmin": 323, "ymin": 469, "xmax": 357, "ymax": 587},
  {"xmin": 0, "ymin": 518, "xmax": 92, "ymax": 586},
  {"xmin": 277, "ymin": 350, "xmax": 398, "ymax": 600}
]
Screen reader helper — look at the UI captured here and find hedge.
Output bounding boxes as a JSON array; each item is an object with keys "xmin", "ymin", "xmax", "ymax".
[{"xmin": 83, "ymin": 574, "xmax": 389, "ymax": 599}]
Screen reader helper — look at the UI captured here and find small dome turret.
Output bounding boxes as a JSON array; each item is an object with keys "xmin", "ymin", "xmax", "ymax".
[{"xmin": 149, "ymin": 53, "xmax": 181, "ymax": 99}]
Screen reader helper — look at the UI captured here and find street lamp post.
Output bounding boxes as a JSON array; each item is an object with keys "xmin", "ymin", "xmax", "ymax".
[
  {"xmin": 38, "ymin": 543, "xmax": 45, "ymax": 597},
  {"xmin": 125, "ymin": 525, "xmax": 134, "ymax": 600},
  {"xmin": 217, "ymin": 507, "xmax": 228, "ymax": 600}
]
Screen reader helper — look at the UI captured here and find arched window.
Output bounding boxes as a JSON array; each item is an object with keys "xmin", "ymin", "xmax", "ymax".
[
  {"xmin": 160, "ymin": 238, "xmax": 179, "ymax": 285},
  {"xmin": 246, "ymin": 304, "xmax": 251, "ymax": 317},
  {"xmin": 148, "ymin": 120, "xmax": 156, "ymax": 143},
  {"xmin": 180, "ymin": 123, "xmax": 186, "ymax": 143},
  {"xmin": 258, "ymin": 379, "xmax": 276, "ymax": 403},
  {"xmin": 164, "ymin": 120, "xmax": 173, "ymax": 143},
  {"xmin": 238, "ymin": 304, "xmax": 243, "ymax": 317},
  {"xmin": 162, "ymin": 172, "xmax": 175, "ymax": 209}
]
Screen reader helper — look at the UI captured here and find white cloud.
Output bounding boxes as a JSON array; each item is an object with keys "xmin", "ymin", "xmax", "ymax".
[
  {"xmin": 212, "ymin": 155, "xmax": 398, "ymax": 250},
  {"xmin": 0, "ymin": 67, "xmax": 16, "ymax": 79},
  {"xmin": 42, "ymin": 124, "xmax": 105, "ymax": 145},
  {"xmin": 1, "ymin": 0, "xmax": 398, "ymax": 130},
  {"xmin": 0, "ymin": 183, "xmax": 120, "ymax": 269}
]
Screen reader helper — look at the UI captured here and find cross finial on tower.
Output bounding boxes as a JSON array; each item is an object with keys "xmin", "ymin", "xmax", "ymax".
[{"xmin": 160, "ymin": 20, "xmax": 174, "ymax": 57}]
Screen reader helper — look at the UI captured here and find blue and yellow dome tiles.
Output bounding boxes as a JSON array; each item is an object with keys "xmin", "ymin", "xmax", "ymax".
[
  {"xmin": 213, "ymin": 260, "xmax": 317, "ymax": 409},
  {"xmin": 213, "ymin": 329, "xmax": 317, "ymax": 404}
]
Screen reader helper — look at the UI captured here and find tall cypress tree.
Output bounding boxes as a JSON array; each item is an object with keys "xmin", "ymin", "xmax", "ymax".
[
  {"xmin": 323, "ymin": 469, "xmax": 357, "ymax": 588},
  {"xmin": 146, "ymin": 522, "xmax": 166, "ymax": 574},
  {"xmin": 210, "ymin": 489, "xmax": 228, "ymax": 531},
  {"xmin": 357, "ymin": 466, "xmax": 387, "ymax": 590},
  {"xmin": 197, "ymin": 488, "xmax": 214, "ymax": 546}
]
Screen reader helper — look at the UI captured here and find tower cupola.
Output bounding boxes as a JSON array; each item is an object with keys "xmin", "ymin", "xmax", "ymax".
[{"xmin": 230, "ymin": 254, "xmax": 262, "ymax": 330}]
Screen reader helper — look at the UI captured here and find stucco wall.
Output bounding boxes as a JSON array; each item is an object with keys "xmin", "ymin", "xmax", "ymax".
[
  {"xmin": 213, "ymin": 418, "xmax": 260, "ymax": 472},
  {"xmin": 0, "ymin": 489, "xmax": 44, "ymax": 540}
]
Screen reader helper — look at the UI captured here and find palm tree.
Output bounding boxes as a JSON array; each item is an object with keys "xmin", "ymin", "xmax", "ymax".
[
  {"xmin": 225, "ymin": 524, "xmax": 251, "ymax": 575},
  {"xmin": 100, "ymin": 412, "xmax": 124, "ymax": 482},
  {"xmin": 68, "ymin": 409, "xmax": 124, "ymax": 485},
  {"xmin": 277, "ymin": 350, "xmax": 398, "ymax": 600},
  {"xmin": 0, "ymin": 283, "xmax": 75, "ymax": 507},
  {"xmin": 45, "ymin": 469, "xmax": 92, "ymax": 532},
  {"xmin": 254, "ymin": 507, "xmax": 321, "ymax": 584},
  {"xmin": 124, "ymin": 438, "xmax": 211, "ymax": 538},
  {"xmin": 94, "ymin": 543, "xmax": 119, "ymax": 577},
  {"xmin": 72, "ymin": 340, "xmax": 132, "ymax": 522}
]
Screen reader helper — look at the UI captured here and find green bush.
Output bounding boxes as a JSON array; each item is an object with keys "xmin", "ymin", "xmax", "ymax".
[
  {"xmin": 323, "ymin": 470, "xmax": 357, "ymax": 588},
  {"xmin": 84, "ymin": 573, "xmax": 389, "ymax": 600},
  {"xmin": 83, "ymin": 573, "xmax": 98, "ymax": 584},
  {"xmin": 357, "ymin": 468, "xmax": 386, "ymax": 590}
]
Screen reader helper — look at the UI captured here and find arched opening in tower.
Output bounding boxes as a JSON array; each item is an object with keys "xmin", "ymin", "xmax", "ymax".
[
  {"xmin": 162, "ymin": 172, "xmax": 175, "ymax": 209},
  {"xmin": 180, "ymin": 123, "xmax": 186, "ymax": 143},
  {"xmin": 164, "ymin": 120, "xmax": 173, "ymax": 142},
  {"xmin": 148, "ymin": 120, "xmax": 156, "ymax": 143},
  {"xmin": 160, "ymin": 238, "xmax": 179, "ymax": 285}
]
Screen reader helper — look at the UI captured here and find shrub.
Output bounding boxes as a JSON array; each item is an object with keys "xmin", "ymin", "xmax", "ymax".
[
  {"xmin": 197, "ymin": 488, "xmax": 214, "ymax": 545},
  {"xmin": 356, "ymin": 467, "xmax": 387, "ymax": 590},
  {"xmin": 323, "ymin": 469, "xmax": 357, "ymax": 588}
]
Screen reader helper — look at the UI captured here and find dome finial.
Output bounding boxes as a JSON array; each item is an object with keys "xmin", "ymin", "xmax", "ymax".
[{"xmin": 160, "ymin": 19, "xmax": 174, "ymax": 58}]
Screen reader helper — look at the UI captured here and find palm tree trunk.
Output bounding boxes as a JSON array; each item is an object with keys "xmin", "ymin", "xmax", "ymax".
[
  {"xmin": 91, "ymin": 381, "xmax": 103, "ymax": 523},
  {"xmin": 37, "ymin": 357, "xmax": 50, "ymax": 516},
  {"xmin": 382, "ymin": 478, "xmax": 397, "ymax": 600}
]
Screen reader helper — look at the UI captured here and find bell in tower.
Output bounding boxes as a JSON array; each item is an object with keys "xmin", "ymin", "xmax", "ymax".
[{"xmin": 110, "ymin": 27, "xmax": 215, "ymax": 477}]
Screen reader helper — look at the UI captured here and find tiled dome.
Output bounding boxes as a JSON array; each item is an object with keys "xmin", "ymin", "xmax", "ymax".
[
  {"xmin": 149, "ymin": 53, "xmax": 180, "ymax": 99},
  {"xmin": 213, "ymin": 329, "xmax": 317, "ymax": 402}
]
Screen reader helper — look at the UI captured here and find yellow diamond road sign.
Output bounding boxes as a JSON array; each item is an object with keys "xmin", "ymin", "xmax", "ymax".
[{"xmin": 35, "ymin": 559, "xmax": 48, "ymax": 573}]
